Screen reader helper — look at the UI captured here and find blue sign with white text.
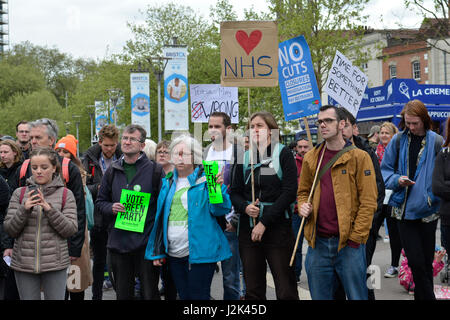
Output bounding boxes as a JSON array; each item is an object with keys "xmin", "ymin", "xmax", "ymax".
[{"xmin": 278, "ymin": 36, "xmax": 321, "ymax": 121}]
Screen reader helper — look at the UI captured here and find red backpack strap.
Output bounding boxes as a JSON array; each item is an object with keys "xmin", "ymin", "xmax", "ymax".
[
  {"xmin": 61, "ymin": 158, "xmax": 70, "ymax": 185},
  {"xmin": 90, "ymin": 163, "xmax": 95, "ymax": 177},
  {"xmin": 19, "ymin": 186, "xmax": 27, "ymax": 204},
  {"xmin": 19, "ymin": 159, "xmax": 30, "ymax": 187},
  {"xmin": 61, "ymin": 187, "xmax": 68, "ymax": 210}
]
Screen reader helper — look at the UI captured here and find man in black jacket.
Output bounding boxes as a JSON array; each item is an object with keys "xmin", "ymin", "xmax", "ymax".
[
  {"xmin": 16, "ymin": 118, "xmax": 86, "ymax": 264},
  {"xmin": 96, "ymin": 124, "xmax": 163, "ymax": 300},
  {"xmin": 341, "ymin": 108, "xmax": 385, "ymax": 300},
  {"xmin": 15, "ymin": 121, "xmax": 31, "ymax": 160},
  {"xmin": 82, "ymin": 124, "xmax": 122, "ymax": 300}
]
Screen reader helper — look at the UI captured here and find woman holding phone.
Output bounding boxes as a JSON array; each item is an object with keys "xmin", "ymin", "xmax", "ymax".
[{"xmin": 4, "ymin": 147, "xmax": 78, "ymax": 300}]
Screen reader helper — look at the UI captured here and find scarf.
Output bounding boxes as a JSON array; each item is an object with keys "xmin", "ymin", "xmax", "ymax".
[{"xmin": 376, "ymin": 143, "xmax": 386, "ymax": 165}]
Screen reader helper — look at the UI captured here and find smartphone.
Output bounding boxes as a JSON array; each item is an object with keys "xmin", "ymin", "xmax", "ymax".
[{"xmin": 28, "ymin": 185, "xmax": 39, "ymax": 196}]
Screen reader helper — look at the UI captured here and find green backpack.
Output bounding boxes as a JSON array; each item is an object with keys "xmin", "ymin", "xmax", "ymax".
[
  {"xmin": 242, "ymin": 143, "xmax": 292, "ymax": 228},
  {"xmin": 243, "ymin": 142, "xmax": 284, "ymax": 183}
]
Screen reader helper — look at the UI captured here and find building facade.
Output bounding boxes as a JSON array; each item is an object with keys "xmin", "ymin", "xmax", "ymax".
[{"xmin": 0, "ymin": 0, "xmax": 8, "ymax": 55}]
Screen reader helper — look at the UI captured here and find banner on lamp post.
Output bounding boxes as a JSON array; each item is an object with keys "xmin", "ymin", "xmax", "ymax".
[
  {"xmin": 95, "ymin": 100, "xmax": 108, "ymax": 137},
  {"xmin": 130, "ymin": 72, "xmax": 151, "ymax": 136},
  {"xmin": 163, "ymin": 46, "xmax": 189, "ymax": 131}
]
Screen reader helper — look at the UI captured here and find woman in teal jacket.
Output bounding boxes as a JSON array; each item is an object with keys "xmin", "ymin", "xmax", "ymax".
[{"xmin": 145, "ymin": 135, "xmax": 232, "ymax": 300}]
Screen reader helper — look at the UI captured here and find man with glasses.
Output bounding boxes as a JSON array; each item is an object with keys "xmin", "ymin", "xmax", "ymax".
[
  {"xmin": 297, "ymin": 105, "xmax": 377, "ymax": 300},
  {"xmin": 15, "ymin": 121, "xmax": 31, "ymax": 160},
  {"xmin": 96, "ymin": 124, "xmax": 164, "ymax": 300},
  {"xmin": 82, "ymin": 124, "xmax": 122, "ymax": 300}
]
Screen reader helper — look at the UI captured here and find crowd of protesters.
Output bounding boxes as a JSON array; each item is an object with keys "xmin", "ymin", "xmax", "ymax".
[{"xmin": 0, "ymin": 98, "xmax": 449, "ymax": 301}]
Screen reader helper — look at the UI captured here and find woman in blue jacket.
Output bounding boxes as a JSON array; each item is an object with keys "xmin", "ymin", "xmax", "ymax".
[
  {"xmin": 145, "ymin": 134, "xmax": 232, "ymax": 300},
  {"xmin": 381, "ymin": 100, "xmax": 443, "ymax": 300}
]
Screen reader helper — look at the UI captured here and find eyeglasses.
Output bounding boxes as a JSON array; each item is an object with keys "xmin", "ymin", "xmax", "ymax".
[
  {"xmin": 157, "ymin": 150, "xmax": 169, "ymax": 155},
  {"xmin": 121, "ymin": 136, "xmax": 142, "ymax": 143},
  {"xmin": 315, "ymin": 118, "xmax": 337, "ymax": 126}
]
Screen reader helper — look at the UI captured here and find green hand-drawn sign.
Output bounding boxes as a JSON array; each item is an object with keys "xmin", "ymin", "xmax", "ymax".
[{"xmin": 203, "ymin": 160, "xmax": 223, "ymax": 204}]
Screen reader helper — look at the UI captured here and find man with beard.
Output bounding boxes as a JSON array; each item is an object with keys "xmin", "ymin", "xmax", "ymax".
[{"xmin": 204, "ymin": 112, "xmax": 243, "ymax": 300}]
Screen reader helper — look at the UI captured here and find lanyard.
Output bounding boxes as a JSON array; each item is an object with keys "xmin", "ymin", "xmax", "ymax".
[{"xmin": 100, "ymin": 153, "xmax": 116, "ymax": 173}]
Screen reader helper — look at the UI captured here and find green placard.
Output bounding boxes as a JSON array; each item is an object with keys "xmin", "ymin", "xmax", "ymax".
[
  {"xmin": 114, "ymin": 189, "xmax": 151, "ymax": 233},
  {"xmin": 203, "ymin": 160, "xmax": 223, "ymax": 204}
]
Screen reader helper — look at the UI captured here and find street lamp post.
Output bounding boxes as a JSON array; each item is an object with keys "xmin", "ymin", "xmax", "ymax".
[
  {"xmin": 87, "ymin": 105, "xmax": 95, "ymax": 146},
  {"xmin": 72, "ymin": 115, "xmax": 81, "ymax": 158},
  {"xmin": 147, "ymin": 56, "xmax": 171, "ymax": 142},
  {"xmin": 64, "ymin": 121, "xmax": 70, "ymax": 135}
]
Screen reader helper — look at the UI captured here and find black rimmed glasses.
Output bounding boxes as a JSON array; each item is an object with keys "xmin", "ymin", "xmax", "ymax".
[{"xmin": 315, "ymin": 118, "xmax": 337, "ymax": 126}]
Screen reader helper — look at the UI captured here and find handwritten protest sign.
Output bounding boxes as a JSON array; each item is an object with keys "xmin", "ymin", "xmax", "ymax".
[
  {"xmin": 324, "ymin": 50, "xmax": 368, "ymax": 117},
  {"xmin": 190, "ymin": 84, "xmax": 239, "ymax": 123},
  {"xmin": 114, "ymin": 190, "xmax": 151, "ymax": 233},
  {"xmin": 203, "ymin": 160, "xmax": 223, "ymax": 204},
  {"xmin": 278, "ymin": 35, "xmax": 321, "ymax": 121},
  {"xmin": 220, "ymin": 21, "xmax": 278, "ymax": 87}
]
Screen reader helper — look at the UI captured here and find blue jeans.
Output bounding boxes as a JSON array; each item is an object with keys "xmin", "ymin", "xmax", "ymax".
[
  {"xmin": 221, "ymin": 231, "xmax": 241, "ymax": 300},
  {"xmin": 291, "ymin": 214, "xmax": 304, "ymax": 280},
  {"xmin": 168, "ymin": 256, "xmax": 216, "ymax": 300},
  {"xmin": 305, "ymin": 236, "xmax": 368, "ymax": 300}
]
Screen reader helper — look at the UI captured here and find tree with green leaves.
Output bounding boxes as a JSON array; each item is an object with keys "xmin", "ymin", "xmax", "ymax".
[
  {"xmin": 0, "ymin": 62, "xmax": 46, "ymax": 104},
  {"xmin": 0, "ymin": 89, "xmax": 64, "ymax": 137},
  {"xmin": 121, "ymin": 0, "xmax": 371, "ymax": 137},
  {"xmin": 69, "ymin": 58, "xmax": 133, "ymax": 152},
  {"xmin": 122, "ymin": 1, "xmax": 237, "ymax": 140},
  {"xmin": 3, "ymin": 42, "xmax": 97, "ymax": 107},
  {"xmin": 405, "ymin": 0, "xmax": 450, "ymax": 54},
  {"xmin": 269, "ymin": 0, "xmax": 370, "ymax": 95}
]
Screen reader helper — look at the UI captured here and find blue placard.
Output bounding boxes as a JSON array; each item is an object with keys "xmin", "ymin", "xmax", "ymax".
[{"xmin": 278, "ymin": 35, "xmax": 321, "ymax": 121}]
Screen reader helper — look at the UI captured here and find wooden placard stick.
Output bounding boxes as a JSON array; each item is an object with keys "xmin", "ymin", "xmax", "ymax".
[
  {"xmin": 302, "ymin": 117, "xmax": 314, "ymax": 149},
  {"xmin": 248, "ymin": 88, "xmax": 256, "ymax": 227},
  {"xmin": 289, "ymin": 143, "xmax": 326, "ymax": 267}
]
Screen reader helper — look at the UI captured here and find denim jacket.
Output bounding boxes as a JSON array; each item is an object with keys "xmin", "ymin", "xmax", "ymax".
[{"xmin": 381, "ymin": 129, "xmax": 442, "ymax": 220}]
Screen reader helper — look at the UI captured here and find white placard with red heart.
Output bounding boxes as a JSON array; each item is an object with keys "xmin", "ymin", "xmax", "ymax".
[{"xmin": 220, "ymin": 21, "xmax": 279, "ymax": 87}]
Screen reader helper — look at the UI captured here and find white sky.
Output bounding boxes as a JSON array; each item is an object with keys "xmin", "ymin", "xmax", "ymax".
[{"xmin": 5, "ymin": 0, "xmax": 428, "ymax": 60}]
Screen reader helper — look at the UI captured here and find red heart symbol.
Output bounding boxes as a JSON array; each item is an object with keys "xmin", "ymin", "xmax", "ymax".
[{"xmin": 235, "ymin": 30, "xmax": 262, "ymax": 55}]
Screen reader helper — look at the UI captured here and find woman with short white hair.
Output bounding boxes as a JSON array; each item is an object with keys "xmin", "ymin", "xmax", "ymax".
[
  {"xmin": 143, "ymin": 139, "xmax": 157, "ymax": 161},
  {"xmin": 145, "ymin": 134, "xmax": 232, "ymax": 300}
]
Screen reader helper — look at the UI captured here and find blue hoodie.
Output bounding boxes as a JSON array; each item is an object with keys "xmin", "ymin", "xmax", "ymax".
[
  {"xmin": 145, "ymin": 166, "xmax": 232, "ymax": 264},
  {"xmin": 381, "ymin": 129, "xmax": 442, "ymax": 220}
]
